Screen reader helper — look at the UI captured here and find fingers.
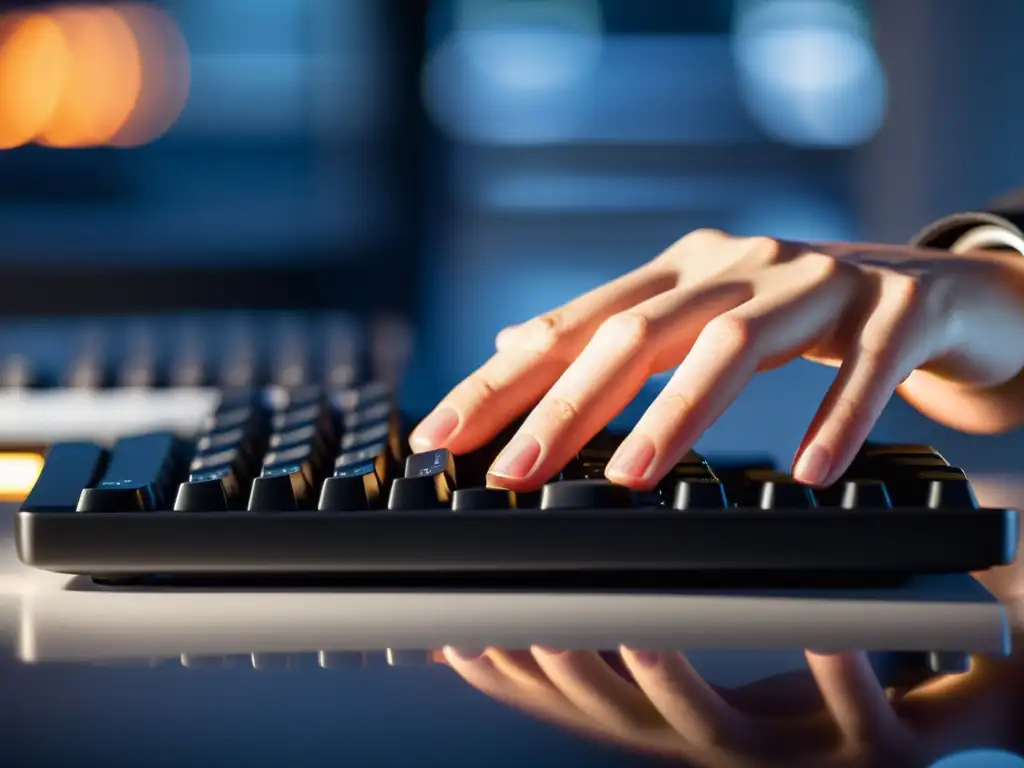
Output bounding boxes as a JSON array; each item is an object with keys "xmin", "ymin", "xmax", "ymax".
[
  {"xmin": 410, "ymin": 266, "xmax": 678, "ymax": 454},
  {"xmin": 619, "ymin": 648, "xmax": 760, "ymax": 749},
  {"xmin": 805, "ymin": 651, "xmax": 902, "ymax": 744},
  {"xmin": 606, "ymin": 258, "xmax": 857, "ymax": 490},
  {"xmin": 530, "ymin": 648, "xmax": 666, "ymax": 735},
  {"xmin": 792, "ymin": 276, "xmax": 929, "ymax": 486},
  {"xmin": 485, "ymin": 283, "xmax": 750, "ymax": 491}
]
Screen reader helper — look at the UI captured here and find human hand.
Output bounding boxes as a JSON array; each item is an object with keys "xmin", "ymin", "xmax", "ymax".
[
  {"xmin": 410, "ymin": 230, "xmax": 1024, "ymax": 491},
  {"xmin": 443, "ymin": 646, "xmax": 1024, "ymax": 768}
]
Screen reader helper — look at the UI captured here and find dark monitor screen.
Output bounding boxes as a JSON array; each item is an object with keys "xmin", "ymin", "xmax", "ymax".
[{"xmin": 0, "ymin": 0, "xmax": 427, "ymax": 315}]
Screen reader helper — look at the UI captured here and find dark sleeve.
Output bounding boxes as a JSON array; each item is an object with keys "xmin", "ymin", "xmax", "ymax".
[{"xmin": 910, "ymin": 189, "xmax": 1024, "ymax": 251}]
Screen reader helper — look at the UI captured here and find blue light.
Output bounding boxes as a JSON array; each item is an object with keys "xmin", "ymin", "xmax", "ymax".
[
  {"xmin": 929, "ymin": 750, "xmax": 1024, "ymax": 768},
  {"xmin": 733, "ymin": 0, "xmax": 887, "ymax": 147}
]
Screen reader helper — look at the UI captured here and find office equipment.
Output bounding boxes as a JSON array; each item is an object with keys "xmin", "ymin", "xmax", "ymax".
[{"xmin": 13, "ymin": 374, "xmax": 1018, "ymax": 581}]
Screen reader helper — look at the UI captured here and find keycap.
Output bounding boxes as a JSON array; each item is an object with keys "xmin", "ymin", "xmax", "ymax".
[
  {"xmin": 174, "ymin": 468, "xmax": 234, "ymax": 512},
  {"xmin": 405, "ymin": 449, "xmax": 457, "ymax": 486},
  {"xmin": 334, "ymin": 381, "xmax": 391, "ymax": 411},
  {"xmin": 388, "ymin": 475, "xmax": 452, "ymax": 510},
  {"xmin": 318, "ymin": 463, "xmax": 382, "ymax": 511},
  {"xmin": 741, "ymin": 470, "xmax": 816, "ymax": 509},
  {"xmin": 318, "ymin": 651, "xmax": 365, "ymax": 668},
  {"xmin": 335, "ymin": 443, "xmax": 391, "ymax": 486},
  {"xmin": 818, "ymin": 479, "xmax": 892, "ymax": 509},
  {"xmin": 248, "ymin": 464, "xmax": 313, "ymax": 511},
  {"xmin": 452, "ymin": 487, "xmax": 516, "ymax": 511},
  {"xmin": 341, "ymin": 421, "xmax": 392, "ymax": 451},
  {"xmin": 22, "ymin": 443, "xmax": 106, "ymax": 512},
  {"xmin": 77, "ymin": 432, "xmax": 180, "ymax": 512},
  {"xmin": 921, "ymin": 472, "xmax": 978, "ymax": 509},
  {"xmin": 344, "ymin": 400, "xmax": 392, "ymax": 430},
  {"xmin": 540, "ymin": 479, "xmax": 634, "ymax": 510},
  {"xmin": 671, "ymin": 478, "xmax": 729, "ymax": 510}
]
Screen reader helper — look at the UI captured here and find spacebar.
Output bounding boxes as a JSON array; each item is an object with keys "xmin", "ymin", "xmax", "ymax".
[{"xmin": 0, "ymin": 389, "xmax": 219, "ymax": 442}]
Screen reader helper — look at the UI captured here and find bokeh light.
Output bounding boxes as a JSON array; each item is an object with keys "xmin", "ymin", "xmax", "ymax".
[
  {"xmin": 0, "ymin": 2, "xmax": 189, "ymax": 150},
  {"xmin": 732, "ymin": 0, "xmax": 887, "ymax": 147},
  {"xmin": 0, "ymin": 12, "xmax": 71, "ymax": 149}
]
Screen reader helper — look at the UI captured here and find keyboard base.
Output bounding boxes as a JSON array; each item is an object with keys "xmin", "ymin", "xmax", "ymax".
[{"xmin": 18, "ymin": 507, "xmax": 1018, "ymax": 584}]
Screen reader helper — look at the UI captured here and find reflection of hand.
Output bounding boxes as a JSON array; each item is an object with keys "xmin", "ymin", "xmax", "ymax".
[
  {"xmin": 411, "ymin": 232, "xmax": 1024, "ymax": 492},
  {"xmin": 444, "ymin": 646, "xmax": 1024, "ymax": 767}
]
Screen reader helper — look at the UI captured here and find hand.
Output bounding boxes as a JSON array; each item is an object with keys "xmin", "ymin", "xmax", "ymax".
[
  {"xmin": 410, "ymin": 230, "xmax": 1024, "ymax": 490},
  {"xmin": 443, "ymin": 646, "xmax": 1024, "ymax": 768}
]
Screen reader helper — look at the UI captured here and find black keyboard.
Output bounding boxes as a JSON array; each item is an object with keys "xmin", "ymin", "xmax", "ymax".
[{"xmin": 14, "ymin": 382, "xmax": 1018, "ymax": 584}]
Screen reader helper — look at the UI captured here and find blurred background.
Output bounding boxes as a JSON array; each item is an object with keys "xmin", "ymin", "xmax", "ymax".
[{"xmin": 0, "ymin": 0, "xmax": 1022, "ymax": 471}]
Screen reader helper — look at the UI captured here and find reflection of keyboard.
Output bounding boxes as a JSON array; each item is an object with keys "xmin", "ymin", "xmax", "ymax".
[{"xmin": 14, "ymin": 380, "xmax": 1018, "ymax": 582}]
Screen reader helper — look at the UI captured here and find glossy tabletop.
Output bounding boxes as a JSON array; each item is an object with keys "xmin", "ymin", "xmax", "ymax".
[{"xmin": 1, "ymin": 476, "xmax": 1023, "ymax": 767}]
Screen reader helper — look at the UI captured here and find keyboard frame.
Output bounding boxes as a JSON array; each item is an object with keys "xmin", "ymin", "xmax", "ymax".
[{"xmin": 15, "ymin": 504, "xmax": 1019, "ymax": 580}]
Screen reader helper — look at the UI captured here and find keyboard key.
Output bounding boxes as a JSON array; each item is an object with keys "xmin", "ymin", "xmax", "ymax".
[
  {"xmin": 23, "ymin": 443, "xmax": 106, "ymax": 512},
  {"xmin": 388, "ymin": 474, "xmax": 452, "ymax": 510},
  {"xmin": 921, "ymin": 471, "xmax": 978, "ymax": 509},
  {"xmin": 335, "ymin": 443, "xmax": 390, "ymax": 485},
  {"xmin": 174, "ymin": 468, "xmax": 234, "ymax": 512},
  {"xmin": 78, "ymin": 432, "xmax": 181, "ymax": 512},
  {"xmin": 404, "ymin": 449, "xmax": 457, "ymax": 487},
  {"xmin": 741, "ymin": 470, "xmax": 816, "ymax": 509},
  {"xmin": 671, "ymin": 478, "xmax": 729, "ymax": 510},
  {"xmin": 248, "ymin": 463, "xmax": 313, "ymax": 511},
  {"xmin": 341, "ymin": 421, "xmax": 392, "ymax": 451},
  {"xmin": 818, "ymin": 479, "xmax": 892, "ymax": 509},
  {"xmin": 318, "ymin": 463, "xmax": 382, "ymax": 511},
  {"xmin": 334, "ymin": 381, "xmax": 391, "ymax": 411},
  {"xmin": 540, "ymin": 479, "xmax": 634, "ymax": 510},
  {"xmin": 452, "ymin": 487, "xmax": 516, "ymax": 511},
  {"xmin": 344, "ymin": 400, "xmax": 393, "ymax": 430}
]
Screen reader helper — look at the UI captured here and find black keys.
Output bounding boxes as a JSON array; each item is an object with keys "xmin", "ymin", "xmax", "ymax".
[
  {"xmin": 249, "ymin": 461, "xmax": 315, "ymax": 511},
  {"xmin": 319, "ymin": 463, "xmax": 382, "ymax": 511},
  {"xmin": 335, "ymin": 443, "xmax": 391, "ymax": 486},
  {"xmin": 387, "ymin": 449, "xmax": 458, "ymax": 510},
  {"xmin": 671, "ymin": 478, "xmax": 729, "ymax": 510},
  {"xmin": 818, "ymin": 479, "xmax": 892, "ymax": 509},
  {"xmin": 77, "ymin": 432, "xmax": 181, "ymax": 512},
  {"xmin": 405, "ymin": 449, "xmax": 457, "ymax": 487},
  {"xmin": 174, "ymin": 467, "xmax": 234, "ymax": 512},
  {"xmin": 23, "ymin": 443, "xmax": 106, "ymax": 512},
  {"xmin": 452, "ymin": 487, "xmax": 516, "ymax": 511},
  {"xmin": 540, "ymin": 479, "xmax": 634, "ymax": 510},
  {"xmin": 739, "ymin": 470, "xmax": 816, "ymax": 509},
  {"xmin": 388, "ymin": 475, "xmax": 452, "ymax": 510},
  {"xmin": 334, "ymin": 381, "xmax": 391, "ymax": 412}
]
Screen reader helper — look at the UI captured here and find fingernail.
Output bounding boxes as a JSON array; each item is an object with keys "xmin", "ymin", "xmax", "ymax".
[
  {"xmin": 625, "ymin": 649, "xmax": 661, "ymax": 667},
  {"xmin": 606, "ymin": 436, "xmax": 656, "ymax": 479},
  {"xmin": 488, "ymin": 434, "xmax": 542, "ymax": 479},
  {"xmin": 410, "ymin": 407, "xmax": 459, "ymax": 450},
  {"xmin": 444, "ymin": 646, "xmax": 485, "ymax": 662},
  {"xmin": 793, "ymin": 444, "xmax": 831, "ymax": 486}
]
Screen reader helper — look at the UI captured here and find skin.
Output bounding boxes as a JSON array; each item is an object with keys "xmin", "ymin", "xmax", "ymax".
[{"xmin": 408, "ymin": 230, "xmax": 1024, "ymax": 490}]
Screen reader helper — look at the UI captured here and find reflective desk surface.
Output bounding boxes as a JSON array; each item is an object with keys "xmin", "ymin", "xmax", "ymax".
[{"xmin": 2, "ymin": 477, "xmax": 1023, "ymax": 768}]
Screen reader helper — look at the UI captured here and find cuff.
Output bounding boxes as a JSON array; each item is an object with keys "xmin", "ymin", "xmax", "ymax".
[{"xmin": 910, "ymin": 211, "xmax": 1024, "ymax": 255}]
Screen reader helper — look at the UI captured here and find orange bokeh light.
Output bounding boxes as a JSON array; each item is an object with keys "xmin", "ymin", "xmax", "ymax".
[
  {"xmin": 0, "ymin": 2, "xmax": 188, "ymax": 150},
  {"xmin": 0, "ymin": 12, "xmax": 71, "ymax": 149},
  {"xmin": 109, "ymin": 3, "xmax": 190, "ymax": 148},
  {"xmin": 37, "ymin": 5, "xmax": 143, "ymax": 148}
]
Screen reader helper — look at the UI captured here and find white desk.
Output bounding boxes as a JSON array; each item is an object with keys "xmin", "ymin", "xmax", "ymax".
[{"xmin": 1, "ymin": 477, "xmax": 1020, "ymax": 674}]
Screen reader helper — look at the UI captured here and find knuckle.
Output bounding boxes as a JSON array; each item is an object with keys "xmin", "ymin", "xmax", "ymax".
[
  {"xmin": 656, "ymin": 390, "xmax": 696, "ymax": 417},
  {"xmin": 662, "ymin": 228, "xmax": 729, "ymax": 263},
  {"xmin": 803, "ymin": 252, "xmax": 844, "ymax": 282},
  {"xmin": 740, "ymin": 235, "xmax": 785, "ymax": 266},
  {"xmin": 539, "ymin": 394, "xmax": 583, "ymax": 426},
  {"xmin": 459, "ymin": 370, "xmax": 503, "ymax": 405},
  {"xmin": 520, "ymin": 313, "xmax": 566, "ymax": 355},
  {"xmin": 701, "ymin": 313, "xmax": 756, "ymax": 352},
  {"xmin": 594, "ymin": 311, "xmax": 652, "ymax": 351}
]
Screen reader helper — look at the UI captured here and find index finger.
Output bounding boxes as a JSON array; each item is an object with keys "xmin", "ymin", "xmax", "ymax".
[{"xmin": 409, "ymin": 265, "xmax": 677, "ymax": 454}]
